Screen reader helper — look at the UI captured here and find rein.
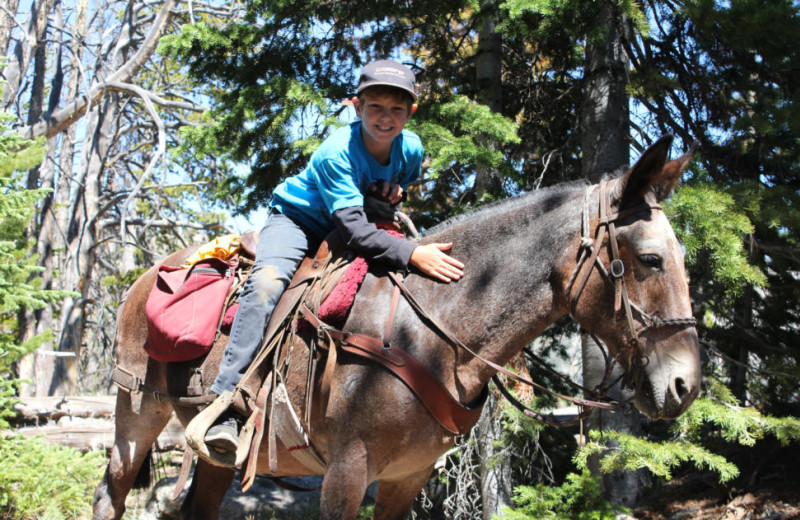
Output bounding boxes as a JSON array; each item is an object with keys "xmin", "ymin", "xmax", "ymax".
[
  {"xmin": 300, "ymin": 180, "xmax": 698, "ymax": 430},
  {"xmin": 385, "ymin": 271, "xmax": 616, "ymax": 423},
  {"xmin": 380, "ymin": 180, "xmax": 697, "ymax": 427}
]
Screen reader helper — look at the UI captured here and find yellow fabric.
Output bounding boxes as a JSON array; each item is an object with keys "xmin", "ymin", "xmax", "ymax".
[{"xmin": 182, "ymin": 234, "xmax": 242, "ymax": 267}]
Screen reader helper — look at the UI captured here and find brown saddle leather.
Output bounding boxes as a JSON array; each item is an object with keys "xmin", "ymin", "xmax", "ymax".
[
  {"xmin": 239, "ymin": 230, "xmax": 259, "ymax": 259},
  {"xmin": 235, "ymin": 230, "xmax": 347, "ymax": 404}
]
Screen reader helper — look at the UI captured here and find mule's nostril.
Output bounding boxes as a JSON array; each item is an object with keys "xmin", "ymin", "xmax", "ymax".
[{"xmin": 674, "ymin": 377, "xmax": 689, "ymax": 400}]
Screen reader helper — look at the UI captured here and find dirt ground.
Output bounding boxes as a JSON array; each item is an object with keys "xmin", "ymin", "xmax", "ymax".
[
  {"xmin": 133, "ymin": 440, "xmax": 800, "ymax": 519},
  {"xmin": 634, "ymin": 442, "xmax": 800, "ymax": 520}
]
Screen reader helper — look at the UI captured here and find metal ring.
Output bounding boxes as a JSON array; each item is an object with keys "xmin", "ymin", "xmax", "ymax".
[{"xmin": 610, "ymin": 258, "xmax": 625, "ymax": 278}]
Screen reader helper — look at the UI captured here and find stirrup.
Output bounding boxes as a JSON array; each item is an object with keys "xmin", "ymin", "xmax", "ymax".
[{"xmin": 185, "ymin": 391, "xmax": 258, "ymax": 468}]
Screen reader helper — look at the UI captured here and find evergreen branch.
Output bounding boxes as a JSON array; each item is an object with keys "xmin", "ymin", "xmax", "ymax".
[{"xmin": 574, "ymin": 430, "xmax": 740, "ymax": 483}]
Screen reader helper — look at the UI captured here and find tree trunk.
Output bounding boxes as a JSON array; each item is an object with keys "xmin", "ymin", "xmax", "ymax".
[
  {"xmin": 16, "ymin": 0, "xmax": 58, "ymax": 396},
  {"xmin": 472, "ymin": 2, "xmax": 515, "ymax": 518},
  {"xmin": 581, "ymin": 334, "xmax": 650, "ymax": 508},
  {"xmin": 1, "ymin": 0, "xmax": 55, "ymax": 108},
  {"xmin": 16, "ymin": 0, "xmax": 177, "ymax": 396},
  {"xmin": 579, "ymin": 1, "xmax": 649, "ymax": 509},
  {"xmin": 0, "ymin": 0, "xmax": 20, "ymax": 54},
  {"xmin": 473, "ymin": 0, "xmax": 503, "ymax": 200},
  {"xmin": 580, "ymin": 2, "xmax": 629, "ymax": 178},
  {"xmin": 732, "ymin": 236, "xmax": 757, "ymax": 402},
  {"xmin": 475, "ymin": 392, "xmax": 513, "ymax": 520}
]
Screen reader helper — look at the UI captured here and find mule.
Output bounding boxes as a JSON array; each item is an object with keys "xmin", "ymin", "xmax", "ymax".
[{"xmin": 92, "ymin": 136, "xmax": 701, "ymax": 520}]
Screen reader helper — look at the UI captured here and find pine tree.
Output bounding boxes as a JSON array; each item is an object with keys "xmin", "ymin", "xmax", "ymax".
[
  {"xmin": 0, "ymin": 99, "xmax": 74, "ymax": 426},
  {"xmin": 0, "ymin": 87, "xmax": 104, "ymax": 520}
]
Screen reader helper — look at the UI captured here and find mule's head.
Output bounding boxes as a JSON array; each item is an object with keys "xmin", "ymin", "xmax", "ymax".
[{"xmin": 572, "ymin": 136, "xmax": 701, "ymax": 419}]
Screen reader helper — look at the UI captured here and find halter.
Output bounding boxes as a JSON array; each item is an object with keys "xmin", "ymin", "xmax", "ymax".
[{"xmin": 565, "ymin": 181, "xmax": 697, "ymax": 390}]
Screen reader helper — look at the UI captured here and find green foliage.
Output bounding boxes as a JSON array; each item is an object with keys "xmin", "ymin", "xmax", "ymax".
[
  {"xmin": 0, "ymin": 330, "xmax": 51, "ymax": 430},
  {"xmin": 623, "ymin": 0, "xmax": 800, "ymax": 407},
  {"xmin": 412, "ymin": 95, "xmax": 520, "ymax": 180},
  {"xmin": 158, "ymin": 1, "xmax": 526, "ymax": 222},
  {"xmin": 0, "ymin": 87, "xmax": 103, "ymax": 520},
  {"xmin": 0, "ymin": 435, "xmax": 105, "ymax": 519},
  {"xmin": 0, "ymin": 107, "xmax": 75, "ymax": 426},
  {"xmin": 501, "ymin": 0, "xmax": 647, "ymax": 36},
  {"xmin": 574, "ymin": 379, "xmax": 800, "ymax": 485},
  {"xmin": 574, "ymin": 429, "xmax": 740, "ymax": 484},
  {"xmin": 157, "ymin": 4, "xmax": 360, "ymax": 214},
  {"xmin": 0, "ymin": 115, "xmax": 45, "ymax": 180},
  {"xmin": 496, "ymin": 470, "xmax": 622, "ymax": 520},
  {"xmin": 665, "ymin": 180, "xmax": 767, "ymax": 297},
  {"xmin": 672, "ymin": 378, "xmax": 800, "ymax": 449}
]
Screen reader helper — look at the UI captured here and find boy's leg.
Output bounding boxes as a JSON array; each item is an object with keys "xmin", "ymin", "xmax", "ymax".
[
  {"xmin": 211, "ymin": 211, "xmax": 317, "ymax": 395},
  {"xmin": 202, "ymin": 212, "xmax": 317, "ymax": 454}
]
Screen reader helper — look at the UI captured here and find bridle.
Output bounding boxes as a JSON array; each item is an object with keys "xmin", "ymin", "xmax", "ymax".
[{"xmin": 565, "ymin": 180, "xmax": 697, "ymax": 391}]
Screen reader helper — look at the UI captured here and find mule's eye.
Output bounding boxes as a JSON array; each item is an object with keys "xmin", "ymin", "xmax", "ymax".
[{"xmin": 638, "ymin": 254, "xmax": 662, "ymax": 270}]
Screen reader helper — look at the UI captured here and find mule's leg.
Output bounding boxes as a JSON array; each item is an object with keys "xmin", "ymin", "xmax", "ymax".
[
  {"xmin": 373, "ymin": 466, "xmax": 435, "ymax": 520},
  {"xmin": 180, "ymin": 459, "xmax": 235, "ymax": 520},
  {"xmin": 92, "ymin": 392, "xmax": 172, "ymax": 520},
  {"xmin": 319, "ymin": 447, "xmax": 370, "ymax": 520}
]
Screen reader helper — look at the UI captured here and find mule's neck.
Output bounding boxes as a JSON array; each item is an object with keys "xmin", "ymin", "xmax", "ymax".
[{"xmin": 416, "ymin": 185, "xmax": 586, "ymax": 398}]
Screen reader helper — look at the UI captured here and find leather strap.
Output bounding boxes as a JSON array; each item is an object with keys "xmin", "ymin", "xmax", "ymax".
[
  {"xmin": 385, "ymin": 272, "xmax": 615, "ymax": 411},
  {"xmin": 112, "ymin": 366, "xmax": 215, "ymax": 406},
  {"xmin": 241, "ymin": 386, "xmax": 269, "ymax": 492},
  {"xmin": 384, "ymin": 282, "xmax": 401, "ymax": 346},
  {"xmin": 300, "ymin": 305, "xmax": 487, "ymax": 435},
  {"xmin": 171, "ymin": 448, "xmax": 194, "ymax": 501}
]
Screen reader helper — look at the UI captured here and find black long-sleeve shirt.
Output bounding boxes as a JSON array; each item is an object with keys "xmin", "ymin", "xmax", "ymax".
[{"xmin": 333, "ymin": 205, "xmax": 416, "ymax": 269}]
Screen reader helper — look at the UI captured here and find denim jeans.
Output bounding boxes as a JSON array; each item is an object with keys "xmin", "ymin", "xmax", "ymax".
[{"xmin": 211, "ymin": 211, "xmax": 320, "ymax": 394}]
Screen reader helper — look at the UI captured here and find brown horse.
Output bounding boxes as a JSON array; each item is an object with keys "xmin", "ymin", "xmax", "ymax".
[{"xmin": 93, "ymin": 136, "xmax": 701, "ymax": 520}]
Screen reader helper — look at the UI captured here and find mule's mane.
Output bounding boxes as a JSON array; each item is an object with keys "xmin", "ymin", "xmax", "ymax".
[{"xmin": 423, "ymin": 179, "xmax": 590, "ymax": 238}]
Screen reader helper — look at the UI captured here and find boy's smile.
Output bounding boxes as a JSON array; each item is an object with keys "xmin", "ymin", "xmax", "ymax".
[{"xmin": 353, "ymin": 92, "xmax": 417, "ymax": 164}]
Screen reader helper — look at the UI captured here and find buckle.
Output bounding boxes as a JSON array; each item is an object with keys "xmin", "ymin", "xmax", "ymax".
[{"xmin": 610, "ymin": 258, "xmax": 625, "ymax": 278}]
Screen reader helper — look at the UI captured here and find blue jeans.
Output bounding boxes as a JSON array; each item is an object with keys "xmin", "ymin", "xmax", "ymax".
[{"xmin": 211, "ymin": 211, "xmax": 320, "ymax": 394}]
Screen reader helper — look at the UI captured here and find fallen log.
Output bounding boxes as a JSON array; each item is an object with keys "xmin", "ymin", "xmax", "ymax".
[
  {"xmin": 11, "ymin": 395, "xmax": 117, "ymax": 425},
  {"xmin": 3, "ymin": 416, "xmax": 186, "ymax": 453}
]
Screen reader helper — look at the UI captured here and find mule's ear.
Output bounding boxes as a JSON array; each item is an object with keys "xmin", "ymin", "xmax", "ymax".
[
  {"xmin": 654, "ymin": 141, "xmax": 699, "ymax": 201},
  {"xmin": 618, "ymin": 135, "xmax": 673, "ymax": 209}
]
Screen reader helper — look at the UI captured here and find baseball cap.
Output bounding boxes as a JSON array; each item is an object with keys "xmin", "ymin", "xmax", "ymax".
[{"xmin": 356, "ymin": 59, "xmax": 417, "ymax": 100}]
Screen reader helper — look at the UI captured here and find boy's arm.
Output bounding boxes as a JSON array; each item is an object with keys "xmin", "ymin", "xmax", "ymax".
[
  {"xmin": 333, "ymin": 206, "xmax": 416, "ymax": 267},
  {"xmin": 333, "ymin": 206, "xmax": 464, "ymax": 282}
]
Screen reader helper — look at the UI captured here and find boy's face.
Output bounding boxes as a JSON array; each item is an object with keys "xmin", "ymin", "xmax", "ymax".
[{"xmin": 353, "ymin": 90, "xmax": 417, "ymax": 152}]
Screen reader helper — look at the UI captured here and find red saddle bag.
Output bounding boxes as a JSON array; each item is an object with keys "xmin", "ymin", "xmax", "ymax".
[{"xmin": 145, "ymin": 256, "xmax": 237, "ymax": 362}]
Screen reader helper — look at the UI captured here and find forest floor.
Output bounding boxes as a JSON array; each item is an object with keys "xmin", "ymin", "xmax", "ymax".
[
  {"xmin": 129, "ymin": 440, "xmax": 800, "ymax": 519},
  {"xmin": 633, "ymin": 441, "xmax": 800, "ymax": 520}
]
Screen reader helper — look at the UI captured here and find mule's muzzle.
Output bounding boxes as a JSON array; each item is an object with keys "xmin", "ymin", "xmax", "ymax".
[{"xmin": 633, "ymin": 340, "xmax": 701, "ymax": 419}]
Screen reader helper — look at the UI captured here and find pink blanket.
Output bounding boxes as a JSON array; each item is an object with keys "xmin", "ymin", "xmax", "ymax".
[{"xmin": 318, "ymin": 226, "xmax": 404, "ymax": 324}]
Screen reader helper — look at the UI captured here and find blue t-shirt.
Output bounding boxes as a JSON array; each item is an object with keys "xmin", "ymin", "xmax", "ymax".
[{"xmin": 272, "ymin": 121, "xmax": 423, "ymax": 239}]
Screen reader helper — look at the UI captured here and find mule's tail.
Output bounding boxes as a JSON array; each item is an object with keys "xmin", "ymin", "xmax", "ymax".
[{"xmin": 132, "ymin": 447, "xmax": 153, "ymax": 490}]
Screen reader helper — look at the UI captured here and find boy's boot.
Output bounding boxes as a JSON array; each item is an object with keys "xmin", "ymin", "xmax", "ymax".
[{"xmin": 204, "ymin": 412, "xmax": 241, "ymax": 454}]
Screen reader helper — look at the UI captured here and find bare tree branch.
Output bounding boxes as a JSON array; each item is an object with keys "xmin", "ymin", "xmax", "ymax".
[{"xmin": 16, "ymin": 0, "xmax": 179, "ymax": 140}]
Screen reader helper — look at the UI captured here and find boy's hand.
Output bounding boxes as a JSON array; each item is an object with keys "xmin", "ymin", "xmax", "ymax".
[
  {"xmin": 369, "ymin": 181, "xmax": 404, "ymax": 205},
  {"xmin": 410, "ymin": 243, "xmax": 464, "ymax": 283}
]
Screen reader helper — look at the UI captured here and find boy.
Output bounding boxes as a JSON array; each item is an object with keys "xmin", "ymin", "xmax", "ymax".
[{"xmin": 201, "ymin": 59, "xmax": 465, "ymax": 454}]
